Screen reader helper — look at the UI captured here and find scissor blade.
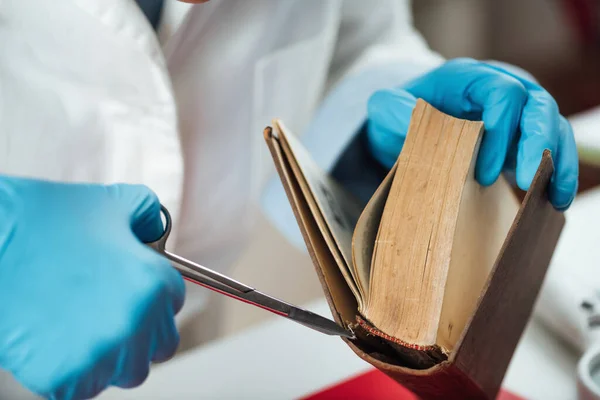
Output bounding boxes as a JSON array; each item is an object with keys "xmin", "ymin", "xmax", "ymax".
[
  {"xmin": 287, "ymin": 306, "xmax": 355, "ymax": 338},
  {"xmin": 242, "ymin": 289, "xmax": 355, "ymax": 338},
  {"xmin": 174, "ymin": 264, "xmax": 354, "ymax": 339},
  {"xmin": 164, "ymin": 250, "xmax": 252, "ymax": 293}
]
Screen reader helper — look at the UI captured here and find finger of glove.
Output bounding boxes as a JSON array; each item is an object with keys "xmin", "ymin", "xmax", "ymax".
[
  {"xmin": 481, "ymin": 62, "xmax": 541, "ymax": 91},
  {"xmin": 478, "ymin": 61, "xmax": 568, "ymax": 197},
  {"xmin": 109, "ymin": 331, "xmax": 151, "ymax": 389},
  {"xmin": 107, "ymin": 184, "xmax": 184, "ymax": 313},
  {"xmin": 366, "ymin": 88, "xmax": 417, "ymax": 169},
  {"xmin": 52, "ymin": 371, "xmax": 115, "ymax": 400},
  {"xmin": 48, "ymin": 378, "xmax": 104, "ymax": 400},
  {"xmin": 108, "ymin": 184, "xmax": 164, "ymax": 243},
  {"xmin": 515, "ymin": 87, "xmax": 561, "ymax": 192},
  {"xmin": 46, "ymin": 347, "xmax": 122, "ymax": 400},
  {"xmin": 150, "ymin": 308, "xmax": 180, "ymax": 363},
  {"xmin": 142, "ymin": 253, "xmax": 186, "ymax": 316},
  {"xmin": 403, "ymin": 58, "xmax": 485, "ymax": 117},
  {"xmin": 550, "ymin": 117, "xmax": 579, "ymax": 210},
  {"xmin": 483, "ymin": 60, "xmax": 573, "ymax": 199},
  {"xmin": 406, "ymin": 59, "xmax": 528, "ymax": 186},
  {"xmin": 109, "ymin": 268, "xmax": 180, "ymax": 388},
  {"xmin": 469, "ymin": 72, "xmax": 528, "ymax": 185}
]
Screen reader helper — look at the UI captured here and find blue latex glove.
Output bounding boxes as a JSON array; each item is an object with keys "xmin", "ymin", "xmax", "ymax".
[
  {"xmin": 0, "ymin": 176, "xmax": 185, "ymax": 400},
  {"xmin": 366, "ymin": 58, "xmax": 579, "ymax": 210}
]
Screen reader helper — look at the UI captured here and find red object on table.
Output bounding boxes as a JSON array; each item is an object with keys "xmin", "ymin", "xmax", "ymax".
[{"xmin": 301, "ymin": 369, "xmax": 524, "ymax": 400}]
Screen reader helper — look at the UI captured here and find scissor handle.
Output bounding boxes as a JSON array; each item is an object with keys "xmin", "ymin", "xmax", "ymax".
[
  {"xmin": 146, "ymin": 204, "xmax": 172, "ymax": 252},
  {"xmin": 144, "ymin": 204, "xmax": 255, "ymax": 294}
]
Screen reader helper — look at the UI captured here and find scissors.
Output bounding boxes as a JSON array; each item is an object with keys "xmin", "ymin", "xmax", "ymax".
[{"xmin": 146, "ymin": 205, "xmax": 355, "ymax": 339}]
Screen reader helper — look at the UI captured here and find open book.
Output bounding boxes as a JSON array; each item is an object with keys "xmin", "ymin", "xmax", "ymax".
[{"xmin": 264, "ymin": 100, "xmax": 565, "ymax": 399}]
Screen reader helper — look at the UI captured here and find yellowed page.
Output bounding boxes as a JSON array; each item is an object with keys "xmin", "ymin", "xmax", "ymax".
[
  {"xmin": 272, "ymin": 120, "xmax": 364, "ymax": 303},
  {"xmin": 351, "ymin": 164, "xmax": 397, "ymax": 302},
  {"xmin": 436, "ymin": 174, "xmax": 519, "ymax": 350},
  {"xmin": 367, "ymin": 100, "xmax": 486, "ymax": 346}
]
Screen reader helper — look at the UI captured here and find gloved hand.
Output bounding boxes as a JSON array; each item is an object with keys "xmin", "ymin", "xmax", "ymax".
[
  {"xmin": 0, "ymin": 176, "xmax": 185, "ymax": 400},
  {"xmin": 366, "ymin": 58, "xmax": 579, "ymax": 210}
]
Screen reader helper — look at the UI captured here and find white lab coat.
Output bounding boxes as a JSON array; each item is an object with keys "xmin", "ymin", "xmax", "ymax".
[{"xmin": 0, "ymin": 0, "xmax": 443, "ymax": 346}]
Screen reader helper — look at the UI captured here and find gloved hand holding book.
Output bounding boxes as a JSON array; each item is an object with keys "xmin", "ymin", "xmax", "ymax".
[{"xmin": 366, "ymin": 58, "xmax": 579, "ymax": 211}]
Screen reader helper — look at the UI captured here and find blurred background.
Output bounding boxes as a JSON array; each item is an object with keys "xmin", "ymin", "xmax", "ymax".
[
  {"xmin": 413, "ymin": 0, "xmax": 600, "ymax": 117},
  {"xmin": 186, "ymin": 0, "xmax": 600, "ymax": 349}
]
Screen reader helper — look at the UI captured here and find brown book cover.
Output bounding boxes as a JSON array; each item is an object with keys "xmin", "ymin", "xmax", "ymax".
[{"xmin": 263, "ymin": 100, "xmax": 565, "ymax": 399}]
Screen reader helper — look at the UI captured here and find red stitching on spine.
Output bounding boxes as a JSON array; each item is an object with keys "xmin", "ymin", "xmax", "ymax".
[{"xmin": 355, "ymin": 315, "xmax": 437, "ymax": 352}]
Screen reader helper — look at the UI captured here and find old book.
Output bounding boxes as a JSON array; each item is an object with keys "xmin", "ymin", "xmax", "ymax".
[{"xmin": 263, "ymin": 99, "xmax": 564, "ymax": 399}]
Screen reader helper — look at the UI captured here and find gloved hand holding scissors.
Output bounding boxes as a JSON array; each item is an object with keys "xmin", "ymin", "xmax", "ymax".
[
  {"xmin": 0, "ymin": 176, "xmax": 185, "ymax": 399},
  {"xmin": 366, "ymin": 58, "xmax": 579, "ymax": 210}
]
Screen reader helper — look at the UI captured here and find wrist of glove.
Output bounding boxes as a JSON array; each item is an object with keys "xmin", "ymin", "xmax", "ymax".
[
  {"xmin": 0, "ymin": 176, "xmax": 184, "ymax": 399},
  {"xmin": 365, "ymin": 57, "xmax": 579, "ymax": 210}
]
